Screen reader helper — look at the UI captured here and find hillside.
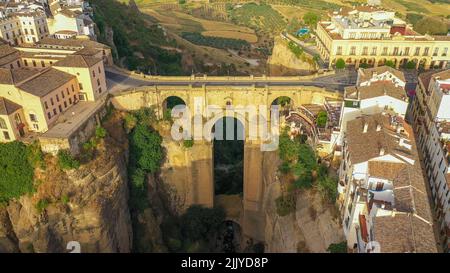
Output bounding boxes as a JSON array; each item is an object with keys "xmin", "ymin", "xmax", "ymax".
[{"xmin": 89, "ymin": 0, "xmax": 185, "ymax": 75}]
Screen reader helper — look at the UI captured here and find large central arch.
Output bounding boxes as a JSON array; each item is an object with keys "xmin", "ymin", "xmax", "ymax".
[{"xmin": 212, "ymin": 116, "xmax": 245, "ymax": 196}]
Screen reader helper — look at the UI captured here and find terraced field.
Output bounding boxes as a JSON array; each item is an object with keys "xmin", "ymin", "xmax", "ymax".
[{"xmin": 229, "ymin": 3, "xmax": 287, "ymax": 33}]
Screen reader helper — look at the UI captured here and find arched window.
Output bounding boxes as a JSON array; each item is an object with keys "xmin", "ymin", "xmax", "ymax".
[{"xmin": 0, "ymin": 117, "xmax": 8, "ymax": 129}]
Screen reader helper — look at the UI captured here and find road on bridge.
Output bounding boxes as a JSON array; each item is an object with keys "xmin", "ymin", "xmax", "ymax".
[{"xmin": 106, "ymin": 69, "xmax": 353, "ymax": 94}]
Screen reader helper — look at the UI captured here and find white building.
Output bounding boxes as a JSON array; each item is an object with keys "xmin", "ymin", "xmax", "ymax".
[
  {"xmin": 411, "ymin": 69, "xmax": 450, "ymax": 252},
  {"xmin": 0, "ymin": 10, "xmax": 49, "ymax": 45},
  {"xmin": 46, "ymin": 0, "xmax": 95, "ymax": 39},
  {"xmin": 338, "ymin": 112, "xmax": 437, "ymax": 252},
  {"xmin": 338, "ymin": 66, "xmax": 408, "ymax": 145}
]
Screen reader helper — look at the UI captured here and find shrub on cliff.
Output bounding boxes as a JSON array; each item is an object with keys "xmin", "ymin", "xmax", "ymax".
[
  {"xmin": 275, "ymin": 194, "xmax": 296, "ymax": 216},
  {"xmin": 129, "ymin": 124, "xmax": 163, "ymax": 174},
  {"xmin": 0, "ymin": 141, "xmax": 35, "ymax": 203},
  {"xmin": 57, "ymin": 150, "xmax": 80, "ymax": 170}
]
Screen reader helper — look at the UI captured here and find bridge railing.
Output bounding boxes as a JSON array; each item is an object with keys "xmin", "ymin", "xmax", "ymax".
[{"xmin": 109, "ymin": 65, "xmax": 336, "ymax": 82}]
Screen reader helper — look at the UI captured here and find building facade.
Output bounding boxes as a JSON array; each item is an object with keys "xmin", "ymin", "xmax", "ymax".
[
  {"xmin": 338, "ymin": 112, "xmax": 437, "ymax": 252},
  {"xmin": 338, "ymin": 66, "xmax": 408, "ymax": 145},
  {"xmin": 315, "ymin": 6, "xmax": 450, "ymax": 70},
  {"xmin": 411, "ymin": 69, "xmax": 450, "ymax": 252}
]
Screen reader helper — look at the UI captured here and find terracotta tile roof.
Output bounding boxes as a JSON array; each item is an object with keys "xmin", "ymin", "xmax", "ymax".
[
  {"xmin": 359, "ymin": 66, "xmax": 406, "ymax": 83},
  {"xmin": 0, "ymin": 45, "xmax": 20, "ymax": 66},
  {"xmin": 53, "ymin": 55, "xmax": 101, "ymax": 68},
  {"xmin": 346, "ymin": 114, "xmax": 404, "ymax": 164},
  {"xmin": 345, "ymin": 82, "xmax": 407, "ymax": 101},
  {"xmin": 433, "ymin": 35, "xmax": 450, "ymax": 41},
  {"xmin": 37, "ymin": 37, "xmax": 110, "ymax": 49},
  {"xmin": 373, "ymin": 214, "xmax": 437, "ymax": 253},
  {"xmin": 17, "ymin": 68, "xmax": 76, "ymax": 97},
  {"xmin": 0, "ymin": 97, "xmax": 21, "ymax": 115},
  {"xmin": 74, "ymin": 47, "xmax": 102, "ymax": 57},
  {"xmin": 0, "ymin": 67, "xmax": 42, "ymax": 85},
  {"xmin": 418, "ymin": 69, "xmax": 450, "ymax": 93}
]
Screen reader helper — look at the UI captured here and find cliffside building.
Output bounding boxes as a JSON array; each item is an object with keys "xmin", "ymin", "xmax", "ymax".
[
  {"xmin": 411, "ymin": 69, "xmax": 450, "ymax": 252},
  {"xmin": 338, "ymin": 112, "xmax": 438, "ymax": 252}
]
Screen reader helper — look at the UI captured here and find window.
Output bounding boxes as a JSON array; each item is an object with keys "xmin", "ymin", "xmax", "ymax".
[
  {"xmin": 64, "ymin": 101, "xmax": 67, "ymax": 108},
  {"xmin": 350, "ymin": 46, "xmax": 356, "ymax": 55},
  {"xmin": 29, "ymin": 113, "xmax": 37, "ymax": 122},
  {"xmin": 433, "ymin": 47, "xmax": 439, "ymax": 56},
  {"xmin": 56, "ymin": 94, "xmax": 59, "ymax": 102},
  {"xmin": 44, "ymin": 101, "xmax": 48, "ymax": 109},
  {"xmin": 97, "ymin": 78, "xmax": 100, "ymax": 86},
  {"xmin": 98, "ymin": 67, "xmax": 101, "ymax": 74},
  {"xmin": 3, "ymin": 131, "xmax": 10, "ymax": 140},
  {"xmin": 93, "ymin": 70, "xmax": 96, "ymax": 78},
  {"xmin": 404, "ymin": 47, "xmax": 410, "ymax": 56},
  {"xmin": 50, "ymin": 98, "xmax": 54, "ymax": 106},
  {"xmin": 423, "ymin": 47, "xmax": 429, "ymax": 56},
  {"xmin": 69, "ymin": 98, "xmax": 72, "ymax": 104},
  {"xmin": 14, "ymin": 113, "xmax": 21, "ymax": 125},
  {"xmin": 79, "ymin": 83, "xmax": 83, "ymax": 90},
  {"xmin": 53, "ymin": 109, "xmax": 57, "ymax": 115},
  {"xmin": 382, "ymin": 47, "xmax": 388, "ymax": 55},
  {"xmin": 33, "ymin": 124, "xmax": 39, "ymax": 130},
  {"xmin": 442, "ymin": 47, "xmax": 448, "ymax": 57},
  {"xmin": 58, "ymin": 105, "xmax": 62, "ymax": 112},
  {"xmin": 0, "ymin": 117, "xmax": 7, "ymax": 129},
  {"xmin": 71, "ymin": 85, "xmax": 74, "ymax": 92},
  {"xmin": 371, "ymin": 47, "xmax": 377, "ymax": 56},
  {"xmin": 362, "ymin": 47, "xmax": 368, "ymax": 55},
  {"xmin": 62, "ymin": 90, "xmax": 65, "ymax": 98},
  {"xmin": 415, "ymin": 47, "xmax": 420, "ymax": 55},
  {"xmin": 393, "ymin": 47, "xmax": 399, "ymax": 56},
  {"xmin": 336, "ymin": 46, "xmax": 342, "ymax": 55},
  {"xmin": 32, "ymin": 60, "xmax": 36, "ymax": 67},
  {"xmin": 47, "ymin": 112, "xmax": 51, "ymax": 119},
  {"xmin": 24, "ymin": 59, "xmax": 28, "ymax": 66}
]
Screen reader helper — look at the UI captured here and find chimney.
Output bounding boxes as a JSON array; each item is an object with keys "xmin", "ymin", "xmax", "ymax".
[
  {"xmin": 363, "ymin": 122, "xmax": 369, "ymax": 133},
  {"xmin": 376, "ymin": 124, "xmax": 382, "ymax": 131},
  {"xmin": 379, "ymin": 147, "xmax": 385, "ymax": 156}
]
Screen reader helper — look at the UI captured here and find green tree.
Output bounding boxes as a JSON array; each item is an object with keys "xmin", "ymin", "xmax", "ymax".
[
  {"xmin": 0, "ymin": 142, "xmax": 35, "ymax": 203},
  {"xmin": 405, "ymin": 60, "xmax": 416, "ymax": 69},
  {"xmin": 303, "ymin": 12, "xmax": 320, "ymax": 27},
  {"xmin": 181, "ymin": 205, "xmax": 226, "ymax": 241},
  {"xmin": 316, "ymin": 111, "xmax": 328, "ymax": 128},
  {"xmin": 335, "ymin": 58, "xmax": 345, "ymax": 69},
  {"xmin": 327, "ymin": 241, "xmax": 347, "ymax": 253},
  {"xmin": 129, "ymin": 124, "xmax": 163, "ymax": 173},
  {"xmin": 385, "ymin": 60, "xmax": 395, "ymax": 68}
]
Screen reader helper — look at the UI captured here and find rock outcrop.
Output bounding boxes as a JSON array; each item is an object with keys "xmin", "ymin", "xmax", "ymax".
[
  {"xmin": 268, "ymin": 37, "xmax": 317, "ymax": 76},
  {"xmin": 263, "ymin": 151, "xmax": 345, "ymax": 253},
  {"xmin": 0, "ymin": 115, "xmax": 132, "ymax": 253}
]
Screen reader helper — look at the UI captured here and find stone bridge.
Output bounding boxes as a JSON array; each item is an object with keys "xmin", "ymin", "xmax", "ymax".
[{"xmin": 111, "ymin": 82, "xmax": 342, "ymax": 242}]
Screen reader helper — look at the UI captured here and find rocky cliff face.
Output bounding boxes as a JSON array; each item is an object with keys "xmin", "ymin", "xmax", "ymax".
[
  {"xmin": 0, "ymin": 116, "xmax": 132, "ymax": 253},
  {"xmin": 262, "ymin": 151, "xmax": 345, "ymax": 253},
  {"xmin": 268, "ymin": 37, "xmax": 317, "ymax": 76}
]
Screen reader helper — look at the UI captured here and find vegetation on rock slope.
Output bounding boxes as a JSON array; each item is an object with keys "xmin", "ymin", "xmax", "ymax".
[{"xmin": 89, "ymin": 0, "xmax": 184, "ymax": 75}]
